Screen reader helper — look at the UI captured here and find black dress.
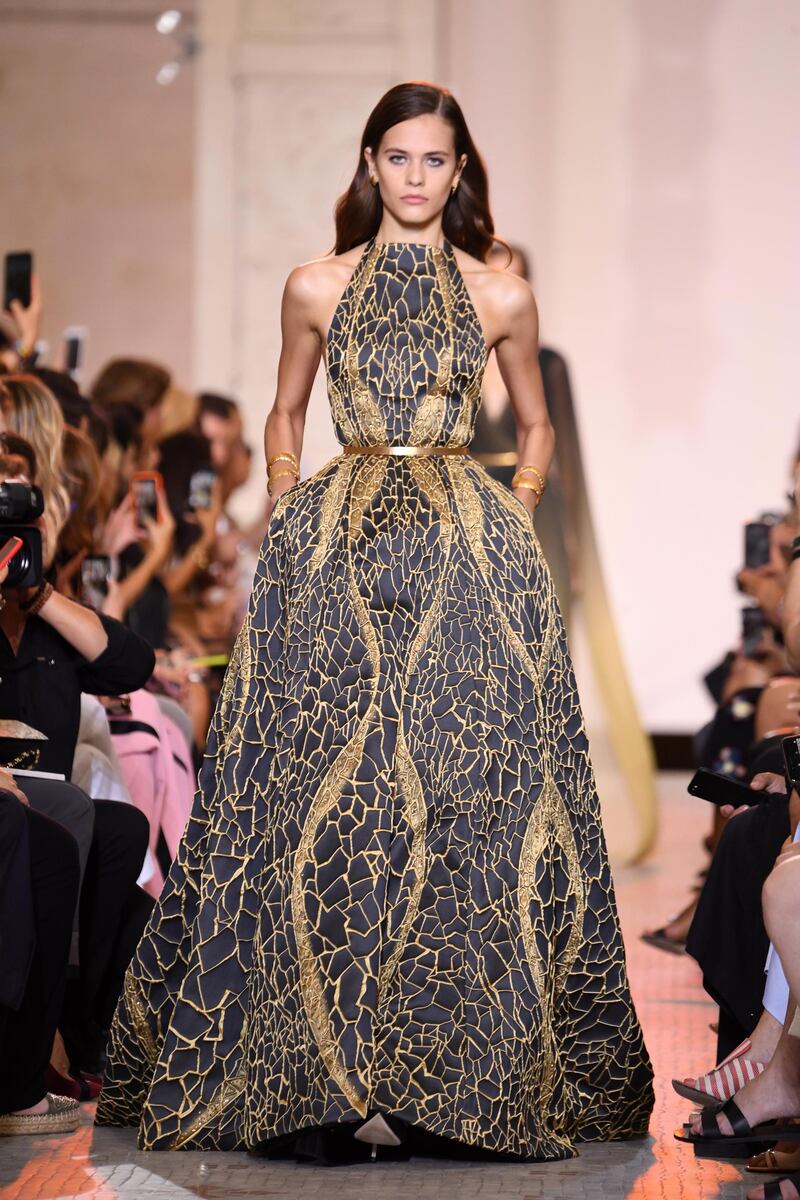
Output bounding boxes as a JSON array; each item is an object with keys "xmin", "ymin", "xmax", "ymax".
[{"xmin": 97, "ymin": 237, "xmax": 653, "ymax": 1159}]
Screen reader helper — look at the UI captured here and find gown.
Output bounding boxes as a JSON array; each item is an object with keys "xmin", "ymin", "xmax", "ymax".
[{"xmin": 95, "ymin": 235, "xmax": 654, "ymax": 1160}]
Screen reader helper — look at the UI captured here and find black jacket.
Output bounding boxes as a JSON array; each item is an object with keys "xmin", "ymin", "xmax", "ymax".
[{"xmin": 0, "ymin": 611, "xmax": 155, "ymax": 779}]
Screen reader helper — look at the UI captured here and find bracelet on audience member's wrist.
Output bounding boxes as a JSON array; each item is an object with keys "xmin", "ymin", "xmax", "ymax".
[{"xmin": 20, "ymin": 580, "xmax": 53, "ymax": 617}]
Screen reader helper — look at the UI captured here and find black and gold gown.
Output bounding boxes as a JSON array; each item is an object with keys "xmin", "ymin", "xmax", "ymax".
[{"xmin": 96, "ymin": 236, "xmax": 654, "ymax": 1160}]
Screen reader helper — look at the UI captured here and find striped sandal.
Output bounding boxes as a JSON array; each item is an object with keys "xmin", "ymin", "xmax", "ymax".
[{"xmin": 672, "ymin": 1038, "xmax": 767, "ymax": 1108}]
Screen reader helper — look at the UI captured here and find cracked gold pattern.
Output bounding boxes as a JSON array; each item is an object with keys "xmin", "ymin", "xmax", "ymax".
[{"xmin": 96, "ymin": 236, "xmax": 654, "ymax": 1158}]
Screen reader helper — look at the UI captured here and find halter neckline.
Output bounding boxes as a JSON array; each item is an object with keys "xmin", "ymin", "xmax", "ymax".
[{"xmin": 371, "ymin": 236, "xmax": 449, "ymax": 253}]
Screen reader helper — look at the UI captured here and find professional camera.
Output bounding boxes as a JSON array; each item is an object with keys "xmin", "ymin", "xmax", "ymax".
[{"xmin": 0, "ymin": 482, "xmax": 44, "ymax": 588}]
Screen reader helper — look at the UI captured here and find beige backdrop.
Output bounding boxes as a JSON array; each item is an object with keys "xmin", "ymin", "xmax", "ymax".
[{"xmin": 2, "ymin": 0, "xmax": 799, "ymax": 738}]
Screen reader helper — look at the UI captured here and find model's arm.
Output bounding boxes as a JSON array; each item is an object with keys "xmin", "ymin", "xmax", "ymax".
[
  {"xmin": 491, "ymin": 276, "xmax": 555, "ymax": 515},
  {"xmin": 263, "ymin": 263, "xmax": 326, "ymax": 517}
]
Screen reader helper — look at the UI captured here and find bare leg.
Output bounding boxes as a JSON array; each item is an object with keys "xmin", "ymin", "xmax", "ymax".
[{"xmin": 685, "ymin": 854, "xmax": 800, "ymax": 1198}]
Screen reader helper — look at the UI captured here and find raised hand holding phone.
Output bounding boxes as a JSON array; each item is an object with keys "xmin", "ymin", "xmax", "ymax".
[
  {"xmin": 130, "ymin": 471, "xmax": 163, "ymax": 530},
  {"xmin": 102, "ymin": 493, "xmax": 143, "ymax": 557},
  {"xmin": 3, "ymin": 257, "xmax": 42, "ymax": 357},
  {"xmin": 143, "ymin": 485, "xmax": 176, "ymax": 565}
]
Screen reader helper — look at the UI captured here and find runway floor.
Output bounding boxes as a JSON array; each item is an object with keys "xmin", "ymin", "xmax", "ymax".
[{"xmin": 0, "ymin": 775, "xmax": 759, "ymax": 1199}]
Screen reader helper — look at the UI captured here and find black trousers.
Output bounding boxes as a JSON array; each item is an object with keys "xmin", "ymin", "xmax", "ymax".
[
  {"xmin": 0, "ymin": 804, "xmax": 79, "ymax": 1113},
  {"xmin": 686, "ymin": 793, "xmax": 790, "ymax": 1060},
  {"xmin": 60, "ymin": 800, "xmax": 153, "ymax": 1073}
]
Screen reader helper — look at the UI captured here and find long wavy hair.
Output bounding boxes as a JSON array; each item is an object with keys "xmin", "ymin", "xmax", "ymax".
[
  {"xmin": 59, "ymin": 427, "xmax": 102, "ymax": 562},
  {"xmin": 0, "ymin": 375, "xmax": 71, "ymax": 565},
  {"xmin": 331, "ymin": 81, "xmax": 507, "ymax": 263}
]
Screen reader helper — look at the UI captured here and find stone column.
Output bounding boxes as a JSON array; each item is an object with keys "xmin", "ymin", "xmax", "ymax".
[{"xmin": 194, "ymin": 0, "xmax": 441, "ymax": 517}]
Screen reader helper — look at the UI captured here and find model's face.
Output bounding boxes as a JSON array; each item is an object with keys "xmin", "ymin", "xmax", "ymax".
[{"xmin": 366, "ymin": 114, "xmax": 466, "ymax": 226}]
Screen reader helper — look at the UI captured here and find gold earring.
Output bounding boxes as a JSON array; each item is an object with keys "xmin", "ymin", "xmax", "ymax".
[
  {"xmin": 451, "ymin": 181, "xmax": 459, "ymax": 195},
  {"xmin": 370, "ymin": 175, "xmax": 378, "ymax": 186}
]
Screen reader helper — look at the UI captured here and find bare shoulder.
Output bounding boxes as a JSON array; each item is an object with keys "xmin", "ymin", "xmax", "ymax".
[
  {"xmin": 450, "ymin": 244, "xmax": 537, "ymax": 342},
  {"xmin": 284, "ymin": 242, "xmax": 369, "ymax": 334}
]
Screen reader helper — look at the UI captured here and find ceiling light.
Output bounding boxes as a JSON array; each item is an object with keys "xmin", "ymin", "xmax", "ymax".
[
  {"xmin": 156, "ymin": 60, "xmax": 180, "ymax": 86},
  {"xmin": 156, "ymin": 9, "xmax": 182, "ymax": 35}
]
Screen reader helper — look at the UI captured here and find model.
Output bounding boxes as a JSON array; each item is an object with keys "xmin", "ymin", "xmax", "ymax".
[{"xmin": 96, "ymin": 80, "xmax": 654, "ymax": 1163}]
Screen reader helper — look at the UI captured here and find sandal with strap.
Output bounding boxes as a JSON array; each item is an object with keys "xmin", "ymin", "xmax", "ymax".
[
  {"xmin": 748, "ymin": 1143, "xmax": 800, "ymax": 1174},
  {"xmin": 763, "ymin": 1170, "xmax": 800, "ymax": 1200},
  {"xmin": 674, "ymin": 1097, "xmax": 800, "ymax": 1160},
  {"xmin": 672, "ymin": 1038, "xmax": 767, "ymax": 1107}
]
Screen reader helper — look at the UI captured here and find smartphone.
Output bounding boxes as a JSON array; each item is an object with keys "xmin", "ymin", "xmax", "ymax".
[
  {"xmin": 188, "ymin": 465, "xmax": 215, "ymax": 511},
  {"xmin": 130, "ymin": 471, "xmax": 162, "ymax": 528},
  {"xmin": 744, "ymin": 521, "xmax": 772, "ymax": 570},
  {"xmin": 782, "ymin": 734, "xmax": 800, "ymax": 792},
  {"xmin": 3, "ymin": 251, "xmax": 32, "ymax": 311},
  {"xmin": 0, "ymin": 536, "xmax": 23, "ymax": 571},
  {"xmin": 742, "ymin": 605, "xmax": 767, "ymax": 657},
  {"xmin": 687, "ymin": 768, "xmax": 760, "ymax": 808},
  {"xmin": 80, "ymin": 554, "xmax": 112, "ymax": 611},
  {"xmin": 63, "ymin": 325, "xmax": 88, "ymax": 380}
]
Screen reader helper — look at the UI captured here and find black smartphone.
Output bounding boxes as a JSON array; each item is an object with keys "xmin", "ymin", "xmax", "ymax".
[
  {"xmin": 188, "ymin": 465, "xmax": 215, "ymax": 511},
  {"xmin": 687, "ymin": 768, "xmax": 760, "ymax": 808},
  {"xmin": 3, "ymin": 251, "xmax": 33, "ymax": 311},
  {"xmin": 742, "ymin": 605, "xmax": 767, "ymax": 657},
  {"xmin": 81, "ymin": 554, "xmax": 112, "ymax": 610},
  {"xmin": 130, "ymin": 472, "xmax": 162, "ymax": 528},
  {"xmin": 744, "ymin": 521, "xmax": 772, "ymax": 569},
  {"xmin": 63, "ymin": 325, "xmax": 87, "ymax": 379},
  {"xmin": 782, "ymin": 734, "xmax": 800, "ymax": 792}
]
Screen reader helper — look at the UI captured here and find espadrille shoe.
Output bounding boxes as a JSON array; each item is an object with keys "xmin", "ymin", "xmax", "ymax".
[{"xmin": 0, "ymin": 1093, "xmax": 80, "ymax": 1136}]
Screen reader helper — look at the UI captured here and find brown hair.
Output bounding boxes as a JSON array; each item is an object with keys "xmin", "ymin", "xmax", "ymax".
[
  {"xmin": 488, "ymin": 239, "xmax": 531, "ymax": 277},
  {"xmin": 331, "ymin": 81, "xmax": 507, "ymax": 263},
  {"xmin": 91, "ymin": 358, "xmax": 171, "ymax": 413},
  {"xmin": 60, "ymin": 427, "xmax": 102, "ymax": 559},
  {"xmin": 0, "ymin": 432, "xmax": 37, "ymax": 480}
]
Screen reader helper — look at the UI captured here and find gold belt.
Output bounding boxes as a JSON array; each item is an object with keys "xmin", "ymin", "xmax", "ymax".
[{"xmin": 342, "ymin": 444, "xmax": 470, "ymax": 457}]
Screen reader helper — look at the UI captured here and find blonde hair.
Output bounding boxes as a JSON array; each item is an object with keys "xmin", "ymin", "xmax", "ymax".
[{"xmin": 0, "ymin": 375, "xmax": 71, "ymax": 565}]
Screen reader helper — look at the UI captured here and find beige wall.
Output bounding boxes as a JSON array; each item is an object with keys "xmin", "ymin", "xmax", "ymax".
[
  {"xmin": 445, "ymin": 0, "xmax": 800, "ymax": 729},
  {"xmin": 3, "ymin": 0, "xmax": 798, "ymax": 733},
  {"xmin": 0, "ymin": 0, "xmax": 194, "ymax": 386},
  {"xmin": 194, "ymin": 0, "xmax": 442, "ymax": 518}
]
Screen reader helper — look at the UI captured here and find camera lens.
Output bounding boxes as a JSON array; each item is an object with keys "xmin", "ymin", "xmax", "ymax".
[{"xmin": 5, "ymin": 545, "xmax": 31, "ymax": 589}]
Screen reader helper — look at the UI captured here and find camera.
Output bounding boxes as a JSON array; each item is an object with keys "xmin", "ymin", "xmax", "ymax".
[{"xmin": 0, "ymin": 482, "xmax": 44, "ymax": 588}]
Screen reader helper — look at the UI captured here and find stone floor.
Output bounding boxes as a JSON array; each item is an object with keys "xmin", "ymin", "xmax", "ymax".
[{"xmin": 0, "ymin": 775, "xmax": 761, "ymax": 1199}]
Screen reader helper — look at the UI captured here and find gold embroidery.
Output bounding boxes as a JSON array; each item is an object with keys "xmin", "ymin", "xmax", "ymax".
[
  {"xmin": 379, "ymin": 722, "xmax": 427, "ymax": 1003},
  {"xmin": 289, "ymin": 455, "xmax": 384, "ymax": 1117},
  {"xmin": 407, "ymin": 247, "xmax": 454, "ymax": 445},
  {"xmin": 447, "ymin": 460, "xmax": 542, "ymax": 686},
  {"xmin": 344, "ymin": 241, "xmax": 387, "ymax": 444},
  {"xmin": 123, "ymin": 974, "xmax": 157, "ymax": 1067}
]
